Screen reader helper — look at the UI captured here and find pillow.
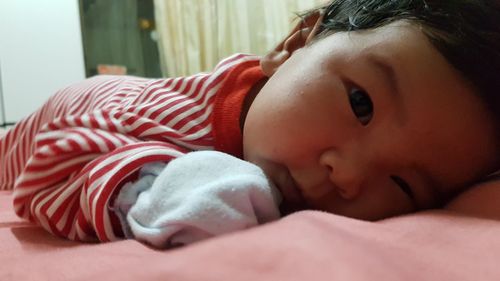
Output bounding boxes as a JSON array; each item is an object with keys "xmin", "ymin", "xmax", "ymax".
[{"xmin": 445, "ymin": 176, "xmax": 500, "ymax": 220}]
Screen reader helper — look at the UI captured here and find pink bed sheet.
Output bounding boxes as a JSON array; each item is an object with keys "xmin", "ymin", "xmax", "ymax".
[{"xmin": 2, "ymin": 189, "xmax": 500, "ymax": 281}]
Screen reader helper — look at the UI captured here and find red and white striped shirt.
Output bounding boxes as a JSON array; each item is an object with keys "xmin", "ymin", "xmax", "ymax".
[{"xmin": 0, "ymin": 54, "xmax": 265, "ymax": 242}]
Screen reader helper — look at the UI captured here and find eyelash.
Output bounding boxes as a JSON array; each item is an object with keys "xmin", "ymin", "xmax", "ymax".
[
  {"xmin": 348, "ymin": 87, "xmax": 374, "ymax": 126},
  {"xmin": 390, "ymin": 175, "xmax": 414, "ymax": 199}
]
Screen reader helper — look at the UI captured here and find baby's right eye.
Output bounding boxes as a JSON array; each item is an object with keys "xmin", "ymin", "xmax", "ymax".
[{"xmin": 348, "ymin": 88, "xmax": 373, "ymax": 126}]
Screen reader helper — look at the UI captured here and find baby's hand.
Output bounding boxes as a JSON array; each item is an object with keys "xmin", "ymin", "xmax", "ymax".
[{"xmin": 121, "ymin": 151, "xmax": 281, "ymax": 248}]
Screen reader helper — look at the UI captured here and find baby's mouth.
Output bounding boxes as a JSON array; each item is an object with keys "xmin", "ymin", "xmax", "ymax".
[{"xmin": 273, "ymin": 171, "xmax": 308, "ymax": 214}]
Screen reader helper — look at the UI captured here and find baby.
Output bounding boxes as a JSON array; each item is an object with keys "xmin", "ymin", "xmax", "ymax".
[{"xmin": 1, "ymin": 0, "xmax": 500, "ymax": 248}]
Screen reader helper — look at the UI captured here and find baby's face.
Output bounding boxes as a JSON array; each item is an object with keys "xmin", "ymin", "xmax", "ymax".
[{"xmin": 242, "ymin": 21, "xmax": 499, "ymax": 220}]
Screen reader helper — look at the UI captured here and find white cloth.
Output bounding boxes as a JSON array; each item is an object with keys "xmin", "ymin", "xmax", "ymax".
[{"xmin": 113, "ymin": 151, "xmax": 281, "ymax": 248}]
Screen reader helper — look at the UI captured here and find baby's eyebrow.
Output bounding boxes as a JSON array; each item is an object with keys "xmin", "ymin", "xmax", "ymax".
[
  {"xmin": 367, "ymin": 55, "xmax": 400, "ymax": 98},
  {"xmin": 366, "ymin": 55, "xmax": 406, "ymax": 125},
  {"xmin": 368, "ymin": 55, "xmax": 399, "ymax": 91}
]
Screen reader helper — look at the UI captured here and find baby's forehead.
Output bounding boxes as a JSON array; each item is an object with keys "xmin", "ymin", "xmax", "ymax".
[
  {"xmin": 310, "ymin": 21, "xmax": 438, "ymax": 74},
  {"xmin": 315, "ymin": 20, "xmax": 427, "ymax": 56},
  {"xmin": 355, "ymin": 22, "xmax": 427, "ymax": 51}
]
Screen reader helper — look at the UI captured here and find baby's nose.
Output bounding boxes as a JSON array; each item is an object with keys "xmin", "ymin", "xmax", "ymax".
[{"xmin": 320, "ymin": 150, "xmax": 366, "ymax": 200}]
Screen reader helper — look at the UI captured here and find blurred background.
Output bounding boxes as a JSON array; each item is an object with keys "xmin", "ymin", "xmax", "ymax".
[
  {"xmin": 81, "ymin": 0, "xmax": 327, "ymax": 78},
  {"xmin": 0, "ymin": 0, "xmax": 326, "ymax": 125}
]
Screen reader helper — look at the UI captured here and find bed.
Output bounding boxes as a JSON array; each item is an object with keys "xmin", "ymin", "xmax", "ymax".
[
  {"xmin": 2, "ymin": 126, "xmax": 500, "ymax": 280},
  {"xmin": 2, "ymin": 186, "xmax": 500, "ymax": 280}
]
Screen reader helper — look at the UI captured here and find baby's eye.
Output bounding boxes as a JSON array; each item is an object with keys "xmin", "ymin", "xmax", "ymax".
[
  {"xmin": 390, "ymin": 175, "xmax": 415, "ymax": 200},
  {"xmin": 349, "ymin": 88, "xmax": 373, "ymax": 125}
]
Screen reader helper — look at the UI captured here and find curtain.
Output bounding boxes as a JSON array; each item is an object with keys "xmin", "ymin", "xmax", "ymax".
[{"xmin": 154, "ymin": 0, "xmax": 328, "ymax": 77}]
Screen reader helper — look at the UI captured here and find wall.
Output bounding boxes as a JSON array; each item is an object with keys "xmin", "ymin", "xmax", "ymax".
[
  {"xmin": 0, "ymin": 62, "xmax": 4, "ymax": 125},
  {"xmin": 0, "ymin": 0, "xmax": 86, "ymax": 123}
]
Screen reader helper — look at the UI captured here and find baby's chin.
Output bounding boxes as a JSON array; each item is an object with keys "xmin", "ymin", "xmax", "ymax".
[{"xmin": 278, "ymin": 200, "xmax": 309, "ymax": 216}]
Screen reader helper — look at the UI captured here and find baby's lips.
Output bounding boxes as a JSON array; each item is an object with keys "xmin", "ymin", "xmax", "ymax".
[{"xmin": 276, "ymin": 175, "xmax": 308, "ymax": 213}]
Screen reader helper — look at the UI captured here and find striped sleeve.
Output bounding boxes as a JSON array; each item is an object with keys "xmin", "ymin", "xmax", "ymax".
[
  {"xmin": 15, "ymin": 131, "xmax": 188, "ymax": 241},
  {"xmin": 8, "ymin": 108, "xmax": 195, "ymax": 241},
  {"xmin": 0, "ymin": 53, "xmax": 261, "ymax": 241}
]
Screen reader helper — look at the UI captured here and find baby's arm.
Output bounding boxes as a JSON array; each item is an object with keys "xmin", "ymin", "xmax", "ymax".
[
  {"xmin": 113, "ymin": 151, "xmax": 281, "ymax": 249},
  {"xmin": 445, "ymin": 177, "xmax": 500, "ymax": 220}
]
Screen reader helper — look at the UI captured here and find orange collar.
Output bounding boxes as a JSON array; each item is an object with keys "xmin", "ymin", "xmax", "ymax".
[{"xmin": 212, "ymin": 60, "xmax": 265, "ymax": 158}]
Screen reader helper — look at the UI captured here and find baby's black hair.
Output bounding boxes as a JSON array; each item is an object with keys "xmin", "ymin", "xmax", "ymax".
[{"xmin": 305, "ymin": 0, "xmax": 500, "ymax": 122}]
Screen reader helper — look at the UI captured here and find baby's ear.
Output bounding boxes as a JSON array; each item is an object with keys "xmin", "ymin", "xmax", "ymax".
[{"xmin": 261, "ymin": 11, "xmax": 323, "ymax": 77}]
